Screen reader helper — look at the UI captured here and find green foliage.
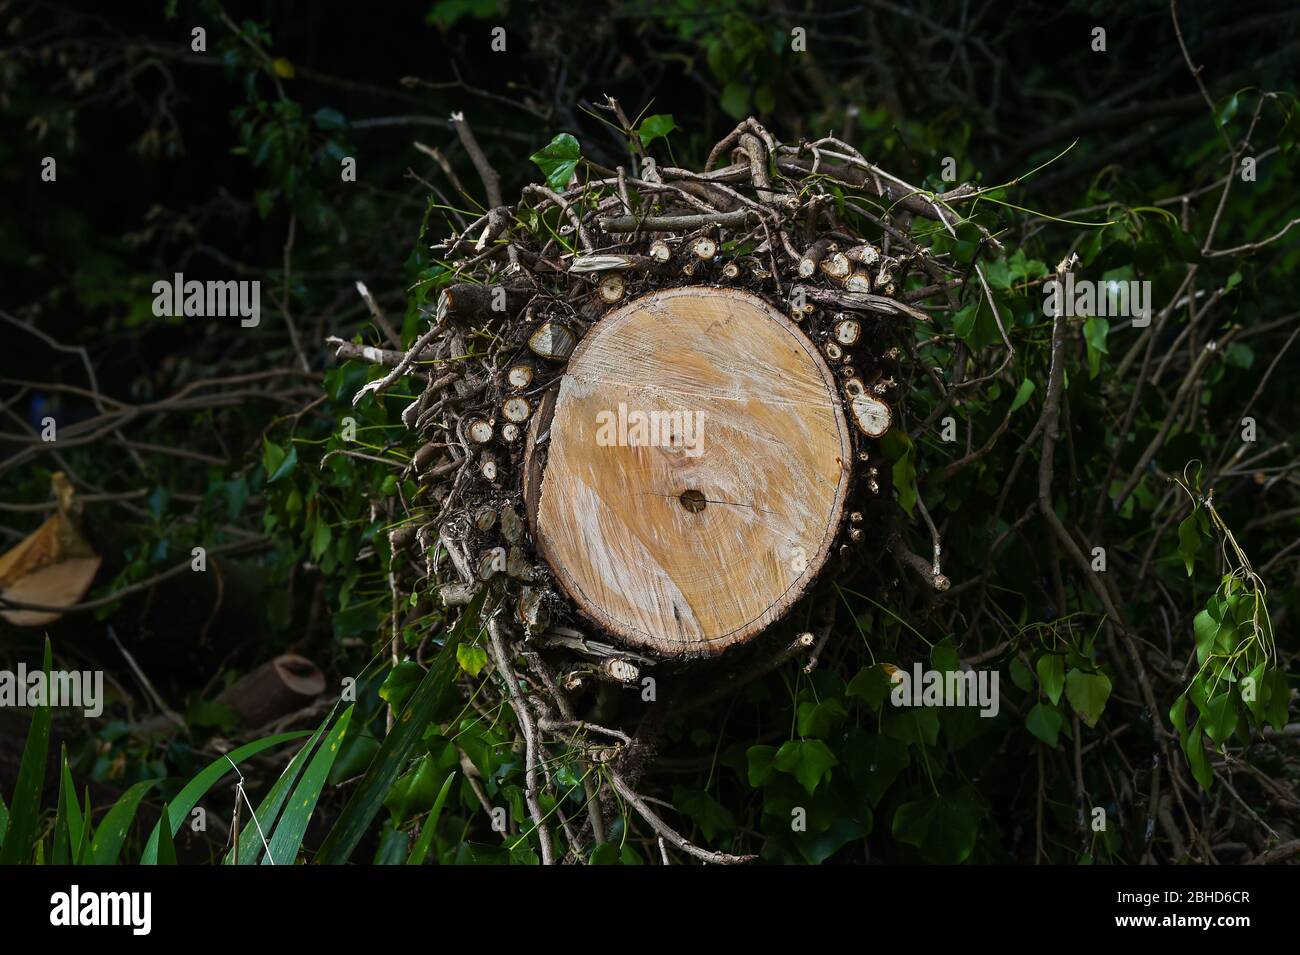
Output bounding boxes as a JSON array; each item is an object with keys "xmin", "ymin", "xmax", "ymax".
[
  {"xmin": 1166, "ymin": 474, "xmax": 1285, "ymax": 790},
  {"xmin": 529, "ymin": 133, "xmax": 581, "ymax": 190},
  {"xmin": 315, "ymin": 588, "xmax": 487, "ymax": 864},
  {"xmin": 0, "ymin": 640, "xmax": 52, "ymax": 865}
]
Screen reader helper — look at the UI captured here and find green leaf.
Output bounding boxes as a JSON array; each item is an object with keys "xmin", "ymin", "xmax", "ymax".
[
  {"xmin": 1009, "ymin": 656, "xmax": 1034, "ymax": 692},
  {"xmin": 263, "ymin": 438, "xmax": 298, "ymax": 483},
  {"xmin": 264, "ymin": 707, "xmax": 355, "ymax": 864},
  {"xmin": 406, "ymin": 772, "xmax": 456, "ymax": 865},
  {"xmin": 672, "ymin": 786, "xmax": 736, "ymax": 841},
  {"xmin": 930, "ymin": 641, "xmax": 959, "ymax": 672},
  {"xmin": 720, "ymin": 81, "xmax": 749, "ymax": 119},
  {"xmin": 155, "ymin": 802, "xmax": 177, "ymax": 865},
  {"xmin": 456, "ymin": 642, "xmax": 489, "ymax": 678},
  {"xmin": 1026, "ymin": 702, "xmax": 1064, "ymax": 747},
  {"xmin": 588, "ymin": 842, "xmax": 620, "ymax": 865},
  {"xmin": 0, "ymin": 639, "xmax": 52, "ymax": 865},
  {"xmin": 1064, "ymin": 670, "xmax": 1112, "ymax": 728},
  {"xmin": 1083, "ymin": 316, "xmax": 1109, "ymax": 379},
  {"xmin": 1216, "ymin": 92, "xmax": 1239, "ymax": 128},
  {"xmin": 529, "ymin": 133, "xmax": 580, "ymax": 190},
  {"xmin": 1169, "ymin": 694, "xmax": 1189, "ymax": 738},
  {"xmin": 310, "ymin": 517, "xmax": 332, "ymax": 561},
  {"xmin": 1009, "ymin": 378, "xmax": 1035, "ymax": 413},
  {"xmin": 796, "ymin": 698, "xmax": 848, "ymax": 738},
  {"xmin": 52, "ymin": 748, "xmax": 72, "ymax": 865},
  {"xmin": 847, "ymin": 665, "xmax": 892, "ymax": 709},
  {"xmin": 882, "ymin": 429, "xmax": 917, "ymax": 516},
  {"xmin": 1036, "ymin": 654, "xmax": 1065, "ymax": 705},
  {"xmin": 140, "ymin": 731, "xmax": 311, "ymax": 864},
  {"xmin": 1193, "ymin": 610, "xmax": 1221, "ymax": 667},
  {"xmin": 842, "ymin": 731, "xmax": 909, "ymax": 806},
  {"xmin": 225, "ymin": 724, "xmax": 323, "ymax": 865},
  {"xmin": 637, "ymin": 113, "xmax": 677, "ymax": 147},
  {"xmin": 316, "ymin": 589, "xmax": 487, "ymax": 863},
  {"xmin": 1202, "ymin": 692, "xmax": 1239, "ymax": 746},
  {"xmin": 772, "ymin": 739, "xmax": 838, "ymax": 795},
  {"xmin": 312, "ymin": 107, "xmax": 347, "ymax": 131},
  {"xmin": 746, "ymin": 744, "xmax": 778, "ymax": 787},
  {"xmin": 1178, "ymin": 507, "xmax": 1203, "ymax": 576},
  {"xmin": 1182, "ymin": 720, "xmax": 1213, "ymax": 790},
  {"xmin": 1263, "ymin": 669, "xmax": 1290, "ymax": 732},
  {"xmin": 378, "ymin": 660, "xmax": 424, "ymax": 712},
  {"xmin": 953, "ymin": 300, "xmax": 1003, "ymax": 350},
  {"xmin": 891, "ymin": 789, "xmax": 981, "ymax": 863},
  {"xmin": 883, "ymin": 707, "xmax": 941, "ymax": 748},
  {"xmin": 59, "ymin": 750, "xmax": 86, "ymax": 865},
  {"xmin": 91, "ymin": 780, "xmax": 158, "ymax": 865}
]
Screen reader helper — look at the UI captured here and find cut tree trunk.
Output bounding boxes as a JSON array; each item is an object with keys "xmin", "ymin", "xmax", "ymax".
[
  {"xmin": 216, "ymin": 653, "xmax": 326, "ymax": 728},
  {"xmin": 524, "ymin": 286, "xmax": 852, "ymax": 658}
]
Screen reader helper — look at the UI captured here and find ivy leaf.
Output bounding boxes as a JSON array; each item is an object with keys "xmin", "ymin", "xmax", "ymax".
[
  {"xmin": 529, "ymin": 133, "xmax": 580, "ymax": 190},
  {"xmin": 263, "ymin": 438, "xmax": 298, "ymax": 483},
  {"xmin": 773, "ymin": 739, "xmax": 838, "ymax": 795},
  {"xmin": 842, "ymin": 731, "xmax": 910, "ymax": 807},
  {"xmin": 720, "ymin": 81, "xmax": 749, "ymax": 119},
  {"xmin": 224, "ymin": 476, "xmax": 250, "ymax": 521},
  {"xmin": 1181, "ymin": 719, "xmax": 1213, "ymax": 790},
  {"xmin": 1009, "ymin": 378, "xmax": 1035, "ymax": 413},
  {"xmin": 637, "ymin": 113, "xmax": 677, "ymax": 147},
  {"xmin": 1009, "ymin": 656, "xmax": 1034, "ymax": 692},
  {"xmin": 796, "ymin": 698, "xmax": 848, "ymax": 738},
  {"xmin": 456, "ymin": 643, "xmax": 488, "ymax": 678},
  {"xmin": 953, "ymin": 300, "xmax": 1003, "ymax": 350},
  {"xmin": 1202, "ymin": 691, "xmax": 1239, "ymax": 746},
  {"xmin": 1064, "ymin": 670, "xmax": 1112, "ymax": 728},
  {"xmin": 1216, "ymin": 92, "xmax": 1239, "ymax": 128},
  {"xmin": 1083, "ymin": 316, "xmax": 1109, "ymax": 379},
  {"xmin": 1026, "ymin": 702, "xmax": 1063, "ymax": 747},
  {"xmin": 378, "ymin": 661, "xmax": 424, "ymax": 712},
  {"xmin": 588, "ymin": 842, "xmax": 620, "ymax": 865},
  {"xmin": 846, "ymin": 665, "xmax": 892, "ymax": 709},
  {"xmin": 891, "ymin": 789, "xmax": 981, "ymax": 863},
  {"xmin": 1036, "ymin": 654, "xmax": 1065, "ymax": 705},
  {"xmin": 883, "ymin": 707, "xmax": 941, "ymax": 748},
  {"xmin": 1263, "ymin": 669, "xmax": 1290, "ymax": 731},
  {"xmin": 672, "ymin": 786, "xmax": 736, "ymax": 841},
  {"xmin": 1193, "ymin": 610, "xmax": 1222, "ymax": 667},
  {"xmin": 1178, "ymin": 507, "xmax": 1203, "ymax": 576},
  {"xmin": 312, "ymin": 107, "xmax": 346, "ymax": 131},
  {"xmin": 1169, "ymin": 694, "xmax": 1188, "ymax": 738},
  {"xmin": 310, "ymin": 517, "xmax": 332, "ymax": 561},
  {"xmin": 746, "ymin": 744, "xmax": 778, "ymax": 788},
  {"xmin": 882, "ymin": 430, "xmax": 917, "ymax": 516}
]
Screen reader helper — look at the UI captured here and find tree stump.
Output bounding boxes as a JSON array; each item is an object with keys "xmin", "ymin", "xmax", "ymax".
[{"xmin": 525, "ymin": 286, "xmax": 852, "ymax": 657}]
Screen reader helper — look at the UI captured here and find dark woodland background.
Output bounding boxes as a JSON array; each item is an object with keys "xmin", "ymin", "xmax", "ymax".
[{"xmin": 0, "ymin": 0, "xmax": 1298, "ymax": 865}]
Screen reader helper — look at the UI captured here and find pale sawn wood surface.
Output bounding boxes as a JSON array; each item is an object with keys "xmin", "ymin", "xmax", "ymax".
[{"xmin": 528, "ymin": 286, "xmax": 852, "ymax": 656}]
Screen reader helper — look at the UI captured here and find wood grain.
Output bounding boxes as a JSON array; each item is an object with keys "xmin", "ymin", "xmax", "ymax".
[{"xmin": 528, "ymin": 286, "xmax": 851, "ymax": 657}]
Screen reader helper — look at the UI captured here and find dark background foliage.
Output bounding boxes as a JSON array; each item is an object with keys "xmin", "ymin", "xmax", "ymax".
[{"xmin": 0, "ymin": 0, "xmax": 1297, "ymax": 865}]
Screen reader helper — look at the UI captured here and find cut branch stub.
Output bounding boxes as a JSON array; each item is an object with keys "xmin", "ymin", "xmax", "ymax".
[{"xmin": 525, "ymin": 286, "xmax": 852, "ymax": 657}]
